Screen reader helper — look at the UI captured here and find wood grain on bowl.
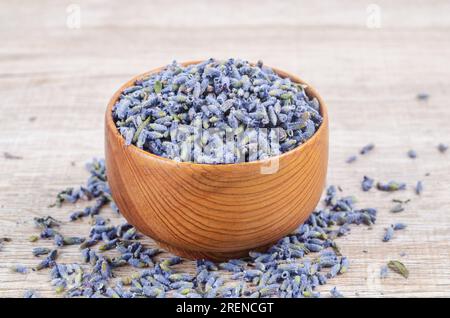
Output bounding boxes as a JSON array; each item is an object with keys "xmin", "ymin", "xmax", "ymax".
[{"xmin": 105, "ymin": 61, "xmax": 329, "ymax": 261}]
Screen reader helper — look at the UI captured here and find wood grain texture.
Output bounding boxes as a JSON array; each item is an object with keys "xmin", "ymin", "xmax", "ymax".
[
  {"xmin": 105, "ymin": 62, "xmax": 329, "ymax": 260},
  {"xmin": 0, "ymin": 0, "xmax": 449, "ymax": 297}
]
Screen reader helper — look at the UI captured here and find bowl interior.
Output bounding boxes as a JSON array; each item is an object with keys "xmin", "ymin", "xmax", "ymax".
[{"xmin": 105, "ymin": 60, "xmax": 328, "ymax": 168}]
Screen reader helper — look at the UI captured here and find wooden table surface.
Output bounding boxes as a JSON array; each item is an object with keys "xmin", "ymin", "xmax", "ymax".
[{"xmin": 1, "ymin": 0, "xmax": 449, "ymax": 298}]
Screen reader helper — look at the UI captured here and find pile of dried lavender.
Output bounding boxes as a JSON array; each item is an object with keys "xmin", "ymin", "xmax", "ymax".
[
  {"xmin": 22, "ymin": 159, "xmax": 376, "ymax": 298},
  {"xmin": 113, "ymin": 58, "xmax": 323, "ymax": 163}
]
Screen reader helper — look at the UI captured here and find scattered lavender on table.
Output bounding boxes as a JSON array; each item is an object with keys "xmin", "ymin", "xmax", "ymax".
[
  {"xmin": 415, "ymin": 181, "xmax": 423, "ymax": 195},
  {"xmin": 23, "ymin": 159, "xmax": 378, "ymax": 298},
  {"xmin": 407, "ymin": 150, "xmax": 417, "ymax": 159},
  {"xmin": 112, "ymin": 58, "xmax": 323, "ymax": 164},
  {"xmin": 437, "ymin": 143, "xmax": 448, "ymax": 153},
  {"xmin": 361, "ymin": 176, "xmax": 374, "ymax": 192},
  {"xmin": 359, "ymin": 143, "xmax": 374, "ymax": 155},
  {"xmin": 376, "ymin": 181, "xmax": 406, "ymax": 192}
]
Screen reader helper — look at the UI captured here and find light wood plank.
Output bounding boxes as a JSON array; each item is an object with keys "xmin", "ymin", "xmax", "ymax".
[{"xmin": 0, "ymin": 0, "xmax": 449, "ymax": 297}]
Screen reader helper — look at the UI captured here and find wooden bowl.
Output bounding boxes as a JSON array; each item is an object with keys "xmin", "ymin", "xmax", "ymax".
[{"xmin": 105, "ymin": 61, "xmax": 329, "ymax": 261}]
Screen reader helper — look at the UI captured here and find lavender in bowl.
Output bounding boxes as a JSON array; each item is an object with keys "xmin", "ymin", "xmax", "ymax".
[{"xmin": 113, "ymin": 58, "xmax": 323, "ymax": 164}]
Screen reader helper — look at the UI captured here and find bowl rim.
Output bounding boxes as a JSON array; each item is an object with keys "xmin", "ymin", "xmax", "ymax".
[{"xmin": 105, "ymin": 60, "xmax": 329, "ymax": 168}]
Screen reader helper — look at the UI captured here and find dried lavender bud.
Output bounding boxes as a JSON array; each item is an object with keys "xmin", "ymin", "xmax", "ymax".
[
  {"xmin": 380, "ymin": 265, "xmax": 388, "ymax": 279},
  {"xmin": 40, "ymin": 227, "xmax": 58, "ymax": 239},
  {"xmin": 34, "ymin": 216, "xmax": 60, "ymax": 229},
  {"xmin": 393, "ymin": 223, "xmax": 407, "ymax": 230},
  {"xmin": 387, "ymin": 260, "xmax": 409, "ymax": 278},
  {"xmin": 32, "ymin": 247, "xmax": 51, "ymax": 257},
  {"xmin": 361, "ymin": 176, "xmax": 374, "ymax": 192},
  {"xmin": 438, "ymin": 143, "xmax": 448, "ymax": 153},
  {"xmin": 98, "ymin": 239, "xmax": 118, "ymax": 251},
  {"xmin": 383, "ymin": 226, "xmax": 394, "ymax": 242},
  {"xmin": 113, "ymin": 59, "xmax": 323, "ymax": 164},
  {"xmin": 122, "ymin": 227, "xmax": 137, "ymax": 240},
  {"xmin": 79, "ymin": 238, "xmax": 98, "ymax": 249},
  {"xmin": 359, "ymin": 143, "xmax": 374, "ymax": 155},
  {"xmin": 35, "ymin": 249, "xmax": 58, "ymax": 270},
  {"xmin": 416, "ymin": 93, "xmax": 429, "ymax": 101},
  {"xmin": 100, "ymin": 259, "xmax": 112, "ymax": 279},
  {"xmin": 407, "ymin": 150, "xmax": 417, "ymax": 159},
  {"xmin": 54, "ymin": 234, "xmax": 64, "ymax": 247},
  {"xmin": 415, "ymin": 181, "xmax": 423, "ymax": 195},
  {"xmin": 63, "ymin": 236, "xmax": 85, "ymax": 246},
  {"xmin": 3, "ymin": 152, "xmax": 23, "ymax": 160},
  {"xmin": 376, "ymin": 181, "xmax": 406, "ymax": 192},
  {"xmin": 69, "ymin": 210, "xmax": 89, "ymax": 221},
  {"xmin": 169, "ymin": 273, "xmax": 194, "ymax": 282},
  {"xmin": 392, "ymin": 198, "xmax": 410, "ymax": 204},
  {"xmin": 330, "ymin": 287, "xmax": 344, "ymax": 298},
  {"xmin": 23, "ymin": 290, "xmax": 38, "ymax": 298},
  {"xmin": 346, "ymin": 155, "xmax": 357, "ymax": 164},
  {"xmin": 390, "ymin": 204, "xmax": 405, "ymax": 213},
  {"xmin": 339, "ymin": 257, "xmax": 349, "ymax": 274},
  {"xmin": 10, "ymin": 264, "xmax": 28, "ymax": 274}
]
